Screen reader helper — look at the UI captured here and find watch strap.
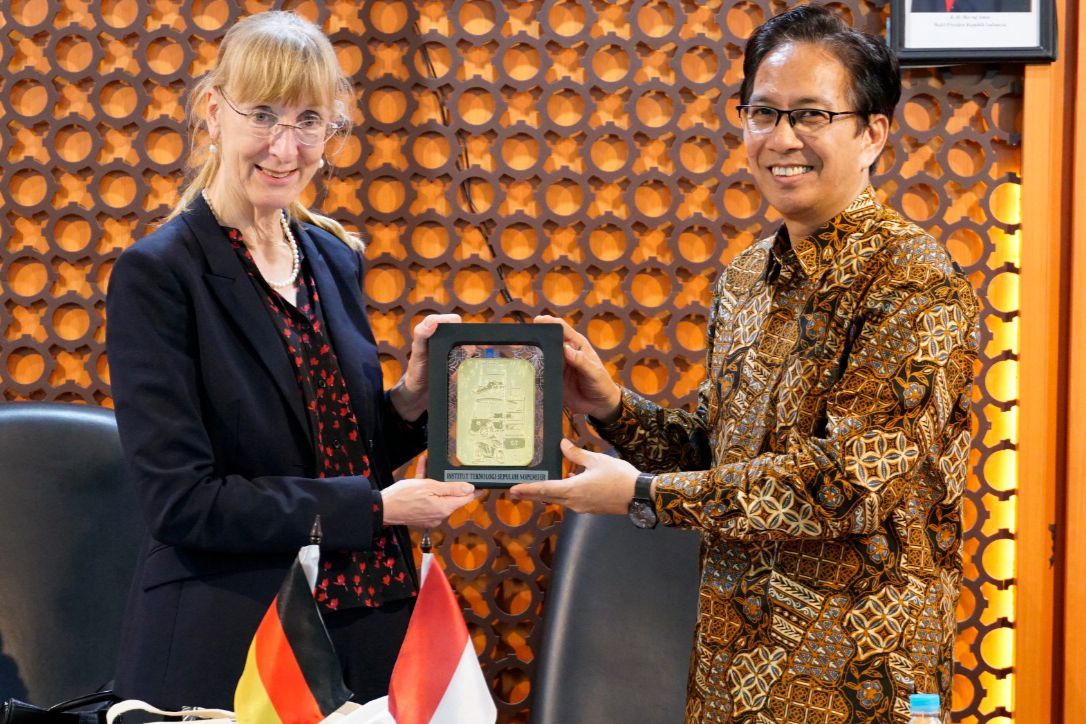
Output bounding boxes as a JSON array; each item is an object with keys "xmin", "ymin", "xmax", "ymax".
[
  {"xmin": 628, "ymin": 472, "xmax": 659, "ymax": 529},
  {"xmin": 634, "ymin": 472, "xmax": 655, "ymax": 504}
]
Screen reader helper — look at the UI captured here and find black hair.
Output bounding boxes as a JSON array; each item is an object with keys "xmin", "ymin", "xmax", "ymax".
[{"xmin": 739, "ymin": 4, "xmax": 901, "ymax": 122}]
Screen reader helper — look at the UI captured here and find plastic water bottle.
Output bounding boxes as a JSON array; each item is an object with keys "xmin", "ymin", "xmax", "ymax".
[{"xmin": 909, "ymin": 693, "xmax": 942, "ymax": 723}]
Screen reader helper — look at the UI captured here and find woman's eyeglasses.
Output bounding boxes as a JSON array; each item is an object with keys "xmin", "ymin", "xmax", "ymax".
[{"xmin": 218, "ymin": 89, "xmax": 342, "ymax": 147}]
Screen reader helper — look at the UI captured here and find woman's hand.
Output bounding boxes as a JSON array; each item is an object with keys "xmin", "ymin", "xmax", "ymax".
[
  {"xmin": 508, "ymin": 439, "xmax": 639, "ymax": 515},
  {"xmin": 381, "ymin": 477, "xmax": 476, "ymax": 529},
  {"xmin": 534, "ymin": 315, "xmax": 622, "ymax": 421},
  {"xmin": 389, "ymin": 313, "xmax": 462, "ymax": 421}
]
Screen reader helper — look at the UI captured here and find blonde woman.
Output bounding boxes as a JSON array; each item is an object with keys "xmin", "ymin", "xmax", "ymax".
[{"xmin": 107, "ymin": 11, "xmax": 473, "ymax": 708}]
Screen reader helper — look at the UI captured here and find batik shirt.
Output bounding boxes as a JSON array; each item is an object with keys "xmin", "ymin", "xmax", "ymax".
[{"xmin": 595, "ymin": 187, "xmax": 978, "ymax": 723}]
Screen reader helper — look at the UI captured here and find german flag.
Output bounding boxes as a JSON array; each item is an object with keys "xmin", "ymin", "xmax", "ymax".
[{"xmin": 234, "ymin": 542, "xmax": 352, "ymax": 724}]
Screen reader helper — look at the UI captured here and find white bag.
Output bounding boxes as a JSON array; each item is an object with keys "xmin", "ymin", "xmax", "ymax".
[
  {"xmin": 106, "ymin": 700, "xmax": 235, "ymax": 723},
  {"xmin": 104, "ymin": 699, "xmax": 394, "ymax": 724}
]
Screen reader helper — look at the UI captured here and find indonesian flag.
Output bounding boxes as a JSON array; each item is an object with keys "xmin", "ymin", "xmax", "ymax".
[
  {"xmin": 388, "ymin": 553, "xmax": 496, "ymax": 723},
  {"xmin": 331, "ymin": 553, "xmax": 496, "ymax": 724},
  {"xmin": 234, "ymin": 542, "xmax": 353, "ymax": 724}
]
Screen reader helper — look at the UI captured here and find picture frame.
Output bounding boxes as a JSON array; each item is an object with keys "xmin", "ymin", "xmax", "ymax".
[
  {"xmin": 426, "ymin": 323, "xmax": 564, "ymax": 488},
  {"xmin": 889, "ymin": 0, "xmax": 1057, "ymax": 65}
]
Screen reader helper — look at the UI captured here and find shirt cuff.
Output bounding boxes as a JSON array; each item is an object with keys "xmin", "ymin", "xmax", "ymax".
[
  {"xmin": 385, "ymin": 390, "xmax": 428, "ymax": 432},
  {"xmin": 587, "ymin": 388, "xmax": 638, "ymax": 438},
  {"xmin": 372, "ymin": 488, "xmax": 385, "ymax": 544}
]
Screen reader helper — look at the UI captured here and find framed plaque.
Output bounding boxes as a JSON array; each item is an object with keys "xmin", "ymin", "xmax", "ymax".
[
  {"xmin": 426, "ymin": 323, "xmax": 563, "ymax": 487},
  {"xmin": 890, "ymin": 0, "xmax": 1056, "ymax": 65}
]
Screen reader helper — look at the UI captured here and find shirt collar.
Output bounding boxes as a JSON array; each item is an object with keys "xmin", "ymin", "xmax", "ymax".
[{"xmin": 777, "ymin": 185, "xmax": 882, "ymax": 280}]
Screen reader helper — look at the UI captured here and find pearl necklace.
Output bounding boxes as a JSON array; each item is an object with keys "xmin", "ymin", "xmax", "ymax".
[{"xmin": 202, "ymin": 189, "xmax": 301, "ymax": 288}]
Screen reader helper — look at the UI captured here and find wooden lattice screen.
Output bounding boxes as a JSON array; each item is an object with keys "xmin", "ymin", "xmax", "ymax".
[{"xmin": 0, "ymin": 1, "xmax": 1020, "ymax": 721}]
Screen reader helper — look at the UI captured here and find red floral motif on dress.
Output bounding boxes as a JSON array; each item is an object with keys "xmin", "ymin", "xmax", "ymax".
[{"xmin": 228, "ymin": 229, "xmax": 416, "ymax": 609}]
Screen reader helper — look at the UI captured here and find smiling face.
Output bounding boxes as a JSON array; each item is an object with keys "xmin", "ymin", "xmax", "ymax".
[
  {"xmin": 744, "ymin": 42, "xmax": 888, "ymax": 240},
  {"xmin": 206, "ymin": 89, "xmax": 327, "ymax": 218}
]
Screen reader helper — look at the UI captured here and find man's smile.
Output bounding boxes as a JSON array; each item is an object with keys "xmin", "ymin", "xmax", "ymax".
[{"xmin": 770, "ymin": 164, "xmax": 814, "ymax": 177}]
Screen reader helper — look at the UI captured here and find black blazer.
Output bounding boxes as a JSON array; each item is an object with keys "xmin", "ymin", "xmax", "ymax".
[{"xmin": 107, "ymin": 196, "xmax": 424, "ymax": 708}]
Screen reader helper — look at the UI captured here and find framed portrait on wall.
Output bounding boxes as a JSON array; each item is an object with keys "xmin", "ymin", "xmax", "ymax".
[{"xmin": 890, "ymin": 0, "xmax": 1057, "ymax": 65}]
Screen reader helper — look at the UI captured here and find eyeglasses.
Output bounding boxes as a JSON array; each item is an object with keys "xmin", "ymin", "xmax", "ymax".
[
  {"xmin": 217, "ymin": 88, "xmax": 342, "ymax": 147},
  {"xmin": 737, "ymin": 105, "xmax": 865, "ymax": 135}
]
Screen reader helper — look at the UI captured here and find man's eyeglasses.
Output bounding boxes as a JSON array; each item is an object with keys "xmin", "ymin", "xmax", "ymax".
[
  {"xmin": 737, "ymin": 105, "xmax": 866, "ymax": 135},
  {"xmin": 218, "ymin": 89, "xmax": 342, "ymax": 147}
]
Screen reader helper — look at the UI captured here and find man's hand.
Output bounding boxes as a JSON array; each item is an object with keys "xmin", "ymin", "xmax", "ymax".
[
  {"xmin": 508, "ymin": 438, "xmax": 639, "ymax": 515},
  {"xmin": 534, "ymin": 315, "xmax": 622, "ymax": 421},
  {"xmin": 389, "ymin": 313, "xmax": 462, "ymax": 421}
]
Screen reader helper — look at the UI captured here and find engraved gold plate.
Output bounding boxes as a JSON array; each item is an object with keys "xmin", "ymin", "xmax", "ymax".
[
  {"xmin": 455, "ymin": 357, "xmax": 535, "ymax": 466},
  {"xmin": 428, "ymin": 323, "xmax": 563, "ymax": 487}
]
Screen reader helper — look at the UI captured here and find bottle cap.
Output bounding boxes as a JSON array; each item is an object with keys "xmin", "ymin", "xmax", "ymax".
[{"xmin": 909, "ymin": 693, "xmax": 941, "ymax": 714}]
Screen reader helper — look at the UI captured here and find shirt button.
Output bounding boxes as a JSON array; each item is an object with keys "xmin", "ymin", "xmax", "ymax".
[
  {"xmin": 333, "ymin": 438, "xmax": 342, "ymax": 448},
  {"xmin": 318, "ymin": 378, "xmax": 328, "ymax": 388}
]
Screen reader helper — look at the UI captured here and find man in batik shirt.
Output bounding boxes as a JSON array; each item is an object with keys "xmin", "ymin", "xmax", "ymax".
[{"xmin": 512, "ymin": 5, "xmax": 978, "ymax": 722}]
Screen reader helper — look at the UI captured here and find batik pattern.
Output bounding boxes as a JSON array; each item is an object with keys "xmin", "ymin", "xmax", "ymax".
[{"xmin": 595, "ymin": 187, "xmax": 978, "ymax": 723}]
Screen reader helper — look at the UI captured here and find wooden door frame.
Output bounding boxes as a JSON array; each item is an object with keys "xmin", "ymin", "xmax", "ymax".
[
  {"xmin": 1020, "ymin": 0, "xmax": 1077, "ymax": 718},
  {"xmin": 1062, "ymin": 0, "xmax": 1086, "ymax": 719}
]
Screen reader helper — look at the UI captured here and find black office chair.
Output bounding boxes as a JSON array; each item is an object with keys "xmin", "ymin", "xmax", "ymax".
[
  {"xmin": 0, "ymin": 402, "xmax": 142, "ymax": 705},
  {"xmin": 533, "ymin": 511, "xmax": 701, "ymax": 724}
]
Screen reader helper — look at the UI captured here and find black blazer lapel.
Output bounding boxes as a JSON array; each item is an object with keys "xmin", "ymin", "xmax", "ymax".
[
  {"xmin": 296, "ymin": 224, "xmax": 383, "ymax": 438},
  {"xmin": 183, "ymin": 196, "xmax": 312, "ymax": 448}
]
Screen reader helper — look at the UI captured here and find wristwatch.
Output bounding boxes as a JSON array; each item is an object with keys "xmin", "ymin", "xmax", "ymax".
[{"xmin": 628, "ymin": 472, "xmax": 658, "ymax": 529}]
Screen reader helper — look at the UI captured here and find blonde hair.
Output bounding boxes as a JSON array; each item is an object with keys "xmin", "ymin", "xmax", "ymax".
[{"xmin": 168, "ymin": 11, "xmax": 363, "ymax": 251}]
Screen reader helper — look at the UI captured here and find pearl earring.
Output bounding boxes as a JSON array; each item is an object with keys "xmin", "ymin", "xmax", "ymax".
[
  {"xmin": 318, "ymin": 158, "xmax": 325, "ymax": 169},
  {"xmin": 209, "ymin": 143, "xmax": 217, "ymax": 154}
]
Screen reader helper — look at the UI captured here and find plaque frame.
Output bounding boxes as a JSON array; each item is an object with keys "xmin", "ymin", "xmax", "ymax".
[{"xmin": 426, "ymin": 323, "xmax": 563, "ymax": 488}]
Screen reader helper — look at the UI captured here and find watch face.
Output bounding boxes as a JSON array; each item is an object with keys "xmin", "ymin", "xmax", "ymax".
[{"xmin": 628, "ymin": 500, "xmax": 658, "ymax": 529}]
